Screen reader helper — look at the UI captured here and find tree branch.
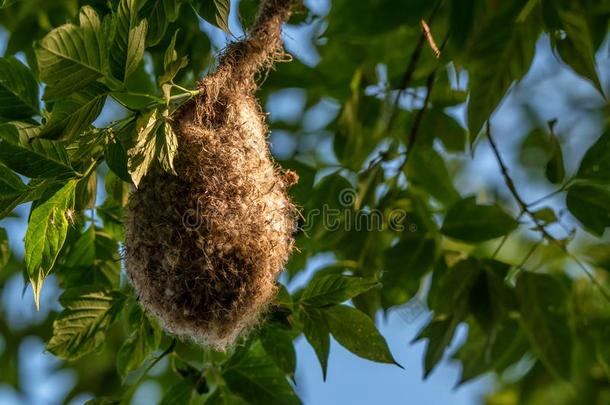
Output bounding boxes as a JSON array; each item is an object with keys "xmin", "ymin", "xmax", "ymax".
[{"xmin": 486, "ymin": 121, "xmax": 610, "ymax": 302}]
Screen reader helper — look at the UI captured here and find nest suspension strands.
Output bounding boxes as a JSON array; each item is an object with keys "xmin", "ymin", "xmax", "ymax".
[{"xmin": 124, "ymin": 0, "xmax": 297, "ymax": 349}]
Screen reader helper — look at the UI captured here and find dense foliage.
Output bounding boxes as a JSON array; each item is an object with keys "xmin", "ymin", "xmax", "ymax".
[{"xmin": 0, "ymin": 0, "xmax": 609, "ymax": 403}]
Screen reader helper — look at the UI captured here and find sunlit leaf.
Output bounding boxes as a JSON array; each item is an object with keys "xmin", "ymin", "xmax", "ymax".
[
  {"xmin": 111, "ymin": 0, "xmax": 148, "ymax": 82},
  {"xmin": 127, "ymin": 109, "xmax": 161, "ymax": 187},
  {"xmin": 24, "ymin": 180, "xmax": 77, "ymax": 307},
  {"xmin": 47, "ymin": 287, "xmax": 125, "ymax": 360},
  {"xmin": 157, "ymin": 120, "xmax": 178, "ymax": 174},
  {"xmin": 36, "ymin": 7, "xmax": 109, "ymax": 100}
]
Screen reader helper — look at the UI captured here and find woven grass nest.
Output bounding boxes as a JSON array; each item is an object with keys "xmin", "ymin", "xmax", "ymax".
[{"xmin": 124, "ymin": 0, "xmax": 298, "ymax": 349}]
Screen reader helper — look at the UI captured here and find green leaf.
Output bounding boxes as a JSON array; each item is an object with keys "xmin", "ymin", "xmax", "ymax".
[
  {"xmin": 74, "ymin": 171, "xmax": 97, "ymax": 210},
  {"xmin": 0, "ymin": 0, "xmax": 19, "ymax": 8},
  {"xmin": 574, "ymin": 129, "xmax": 610, "ymax": 183},
  {"xmin": 0, "ymin": 56, "xmax": 39, "ymax": 119},
  {"xmin": 157, "ymin": 120, "xmax": 178, "ymax": 175},
  {"xmin": 117, "ymin": 309, "xmax": 162, "ymax": 377},
  {"xmin": 0, "ymin": 160, "xmax": 27, "ymax": 206},
  {"xmin": 545, "ymin": 134, "xmax": 565, "ymax": 184},
  {"xmin": 381, "ymin": 237, "xmax": 436, "ymax": 308},
  {"xmin": 40, "ymin": 83, "xmax": 108, "ymax": 140},
  {"xmin": 414, "ymin": 315, "xmax": 461, "ymax": 378},
  {"xmin": 531, "ymin": 207, "xmax": 558, "ymax": 225},
  {"xmin": 566, "ymin": 129, "xmax": 610, "ymax": 235},
  {"xmin": 160, "ymin": 379, "xmax": 195, "ymax": 405},
  {"xmin": 468, "ymin": 260, "xmax": 514, "ymax": 334},
  {"xmin": 300, "ymin": 306, "xmax": 330, "ymax": 380},
  {"xmin": 515, "ymin": 272, "xmax": 573, "ymax": 380},
  {"xmin": 553, "ymin": 9, "xmax": 604, "ymax": 96},
  {"xmin": 223, "ymin": 344, "xmax": 301, "ymax": 405},
  {"xmin": 164, "ymin": 30, "xmax": 180, "ymax": 70},
  {"xmin": 57, "ymin": 226, "xmax": 120, "ymax": 289},
  {"xmin": 428, "ymin": 258, "xmax": 483, "ymax": 315},
  {"xmin": 104, "ymin": 129, "xmax": 132, "ymax": 184},
  {"xmin": 566, "ymin": 184, "xmax": 610, "ymax": 236},
  {"xmin": 466, "ymin": 5, "xmax": 540, "ymax": 139},
  {"xmin": 111, "ymin": 0, "xmax": 148, "ymax": 82},
  {"xmin": 47, "ymin": 287, "xmax": 125, "ymax": 360},
  {"xmin": 333, "ymin": 69, "xmax": 383, "ymax": 170},
  {"xmin": 24, "ymin": 180, "xmax": 77, "ymax": 308},
  {"xmin": 452, "ymin": 318, "xmax": 528, "ymax": 385},
  {"xmin": 0, "ymin": 134, "xmax": 76, "ymax": 179},
  {"xmin": 323, "ymin": 304, "xmax": 398, "ymax": 366},
  {"xmin": 441, "ymin": 197, "xmax": 519, "ymax": 243},
  {"xmin": 36, "ymin": 7, "xmax": 108, "ymax": 101},
  {"xmin": 0, "ymin": 121, "xmax": 41, "ymax": 140},
  {"xmin": 300, "ymin": 274, "xmax": 379, "ymax": 307},
  {"xmin": 158, "ymin": 30, "xmax": 188, "ymax": 104},
  {"xmin": 159, "ymin": 30, "xmax": 189, "ymax": 101},
  {"xmin": 128, "ymin": 109, "xmax": 161, "ymax": 187},
  {"xmin": 0, "ymin": 227, "xmax": 9, "ymax": 268},
  {"xmin": 417, "ymin": 259, "xmax": 493, "ymax": 377},
  {"xmin": 195, "ymin": 0, "xmax": 231, "ymax": 32},
  {"xmin": 204, "ymin": 387, "xmax": 249, "ymax": 405},
  {"xmin": 405, "ymin": 147, "xmax": 460, "ymax": 206},
  {"xmin": 85, "ymin": 398, "xmax": 121, "ymax": 405},
  {"xmin": 0, "ymin": 178, "xmax": 53, "ymax": 220},
  {"xmin": 260, "ymin": 325, "xmax": 296, "ymax": 377},
  {"xmin": 140, "ymin": 0, "xmax": 181, "ymax": 46}
]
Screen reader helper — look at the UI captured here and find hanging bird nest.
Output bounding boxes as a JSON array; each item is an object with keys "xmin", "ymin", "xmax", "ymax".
[{"xmin": 124, "ymin": 0, "xmax": 297, "ymax": 349}]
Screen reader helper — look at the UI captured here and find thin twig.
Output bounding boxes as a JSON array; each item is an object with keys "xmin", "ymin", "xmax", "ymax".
[
  {"xmin": 407, "ymin": 71, "xmax": 436, "ymax": 151},
  {"xmin": 486, "ymin": 121, "xmax": 610, "ymax": 302},
  {"xmin": 386, "ymin": 0, "xmax": 442, "ymax": 133},
  {"xmin": 421, "ymin": 19, "xmax": 441, "ymax": 58},
  {"xmin": 394, "ymin": 70, "xmax": 437, "ymax": 174}
]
